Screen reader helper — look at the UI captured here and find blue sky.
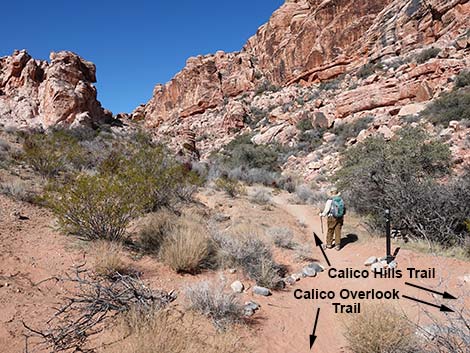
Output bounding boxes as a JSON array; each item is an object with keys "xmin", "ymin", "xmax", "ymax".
[{"xmin": 2, "ymin": 0, "xmax": 283, "ymax": 113}]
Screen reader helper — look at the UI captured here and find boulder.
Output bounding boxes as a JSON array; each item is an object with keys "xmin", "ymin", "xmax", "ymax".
[
  {"xmin": 230, "ymin": 280, "xmax": 244, "ymax": 293},
  {"xmin": 302, "ymin": 266, "xmax": 317, "ymax": 277},
  {"xmin": 398, "ymin": 103, "xmax": 426, "ymax": 116},
  {"xmin": 364, "ymin": 256, "xmax": 378, "ymax": 266},
  {"xmin": 253, "ymin": 286, "xmax": 271, "ymax": 296},
  {"xmin": 307, "ymin": 262, "xmax": 324, "ymax": 273}
]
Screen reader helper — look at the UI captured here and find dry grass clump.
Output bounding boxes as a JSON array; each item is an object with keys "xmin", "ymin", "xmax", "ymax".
[
  {"xmin": 160, "ymin": 215, "xmax": 213, "ymax": 274},
  {"xmin": 0, "ymin": 179, "xmax": 34, "ymax": 202},
  {"xmin": 90, "ymin": 241, "xmax": 128, "ymax": 277},
  {"xmin": 267, "ymin": 227, "xmax": 297, "ymax": 249},
  {"xmin": 214, "ymin": 177, "xmax": 246, "ymax": 198},
  {"xmin": 343, "ymin": 303, "xmax": 418, "ymax": 353},
  {"xmin": 293, "ymin": 244, "xmax": 316, "ymax": 262},
  {"xmin": 105, "ymin": 308, "xmax": 244, "ymax": 353},
  {"xmin": 138, "ymin": 210, "xmax": 178, "ymax": 253},
  {"xmin": 250, "ymin": 187, "xmax": 272, "ymax": 205},
  {"xmin": 185, "ymin": 281, "xmax": 245, "ymax": 330},
  {"xmin": 212, "ymin": 229, "xmax": 283, "ymax": 289}
]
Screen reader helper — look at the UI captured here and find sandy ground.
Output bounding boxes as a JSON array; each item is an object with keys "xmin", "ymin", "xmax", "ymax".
[{"xmin": 0, "ymin": 189, "xmax": 469, "ymax": 353}]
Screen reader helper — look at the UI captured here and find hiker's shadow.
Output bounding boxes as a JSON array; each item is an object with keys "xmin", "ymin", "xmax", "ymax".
[{"xmin": 341, "ymin": 233, "xmax": 358, "ymax": 249}]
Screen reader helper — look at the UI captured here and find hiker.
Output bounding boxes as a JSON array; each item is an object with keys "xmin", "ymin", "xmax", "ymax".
[{"xmin": 319, "ymin": 187, "xmax": 345, "ymax": 250}]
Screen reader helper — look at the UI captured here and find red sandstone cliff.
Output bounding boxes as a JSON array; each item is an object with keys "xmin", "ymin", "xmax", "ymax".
[
  {"xmin": 137, "ymin": 0, "xmax": 470, "ymax": 128},
  {"xmin": 0, "ymin": 50, "xmax": 111, "ymax": 128}
]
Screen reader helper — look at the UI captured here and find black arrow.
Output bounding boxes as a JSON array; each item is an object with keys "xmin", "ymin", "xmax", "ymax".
[
  {"xmin": 402, "ymin": 295, "xmax": 454, "ymax": 312},
  {"xmin": 405, "ymin": 282, "xmax": 457, "ymax": 300},
  {"xmin": 313, "ymin": 232, "xmax": 331, "ymax": 267},
  {"xmin": 310, "ymin": 308, "xmax": 320, "ymax": 350}
]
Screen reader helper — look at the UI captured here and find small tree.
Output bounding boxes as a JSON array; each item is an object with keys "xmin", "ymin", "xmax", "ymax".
[{"xmin": 334, "ymin": 127, "xmax": 470, "ymax": 246}]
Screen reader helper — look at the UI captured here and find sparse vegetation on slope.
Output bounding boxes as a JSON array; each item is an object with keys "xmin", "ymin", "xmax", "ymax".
[
  {"xmin": 335, "ymin": 127, "xmax": 470, "ymax": 248},
  {"xmin": 421, "ymin": 88, "xmax": 470, "ymax": 127}
]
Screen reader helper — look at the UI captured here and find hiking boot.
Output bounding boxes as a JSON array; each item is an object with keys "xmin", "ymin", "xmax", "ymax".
[
  {"xmin": 335, "ymin": 245, "xmax": 341, "ymax": 251},
  {"xmin": 323, "ymin": 244, "xmax": 333, "ymax": 249}
]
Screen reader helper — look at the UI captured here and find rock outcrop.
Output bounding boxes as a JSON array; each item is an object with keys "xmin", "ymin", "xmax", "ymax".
[
  {"xmin": 0, "ymin": 50, "xmax": 111, "ymax": 128},
  {"xmin": 136, "ymin": 0, "xmax": 470, "ymax": 130}
]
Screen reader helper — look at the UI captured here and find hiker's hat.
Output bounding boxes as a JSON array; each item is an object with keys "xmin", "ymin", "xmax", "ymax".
[{"xmin": 329, "ymin": 187, "xmax": 340, "ymax": 197}]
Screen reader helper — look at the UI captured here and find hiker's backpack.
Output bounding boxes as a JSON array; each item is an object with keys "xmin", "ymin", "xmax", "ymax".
[{"xmin": 330, "ymin": 196, "xmax": 345, "ymax": 218}]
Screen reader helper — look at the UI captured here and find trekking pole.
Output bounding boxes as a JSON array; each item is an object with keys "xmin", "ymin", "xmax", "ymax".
[{"xmin": 320, "ymin": 215, "xmax": 324, "ymax": 238}]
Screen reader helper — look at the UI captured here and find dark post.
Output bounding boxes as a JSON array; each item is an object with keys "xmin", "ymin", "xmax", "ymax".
[{"xmin": 385, "ymin": 208, "xmax": 393, "ymax": 263}]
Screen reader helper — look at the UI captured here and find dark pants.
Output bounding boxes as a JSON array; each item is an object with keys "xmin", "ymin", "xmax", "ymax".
[{"xmin": 326, "ymin": 216, "xmax": 343, "ymax": 246}]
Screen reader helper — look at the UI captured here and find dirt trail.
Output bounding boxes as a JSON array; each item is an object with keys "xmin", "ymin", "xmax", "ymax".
[{"xmin": 249, "ymin": 193, "xmax": 470, "ymax": 353}]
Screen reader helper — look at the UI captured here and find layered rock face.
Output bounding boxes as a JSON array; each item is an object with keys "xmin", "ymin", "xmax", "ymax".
[
  {"xmin": 136, "ymin": 0, "xmax": 470, "ymax": 178},
  {"xmin": 138, "ymin": 0, "xmax": 470, "ymax": 127},
  {"xmin": 0, "ymin": 50, "xmax": 111, "ymax": 128},
  {"xmin": 142, "ymin": 51, "xmax": 258, "ymax": 128}
]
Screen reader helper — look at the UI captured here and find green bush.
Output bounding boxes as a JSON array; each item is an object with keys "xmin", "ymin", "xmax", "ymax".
[
  {"xmin": 319, "ymin": 77, "xmax": 342, "ymax": 91},
  {"xmin": 421, "ymin": 88, "xmax": 470, "ymax": 126},
  {"xmin": 218, "ymin": 134, "xmax": 283, "ymax": 172},
  {"xmin": 455, "ymin": 70, "xmax": 470, "ymax": 89},
  {"xmin": 415, "ymin": 47, "xmax": 440, "ymax": 64},
  {"xmin": 47, "ymin": 173, "xmax": 142, "ymax": 241},
  {"xmin": 296, "ymin": 118, "xmax": 313, "ymax": 132},
  {"xmin": 254, "ymin": 80, "xmax": 280, "ymax": 96},
  {"xmin": 112, "ymin": 146, "xmax": 200, "ymax": 213},
  {"xmin": 214, "ymin": 177, "xmax": 245, "ymax": 198},
  {"xmin": 357, "ymin": 63, "xmax": 376, "ymax": 79},
  {"xmin": 333, "ymin": 116, "xmax": 373, "ymax": 146},
  {"xmin": 22, "ymin": 130, "xmax": 82, "ymax": 177},
  {"xmin": 335, "ymin": 127, "xmax": 470, "ymax": 246}
]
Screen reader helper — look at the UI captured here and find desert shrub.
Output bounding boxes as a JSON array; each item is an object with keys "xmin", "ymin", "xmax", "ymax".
[
  {"xmin": 455, "ymin": 70, "xmax": 470, "ymax": 89},
  {"xmin": 0, "ymin": 138, "xmax": 10, "ymax": 152},
  {"xmin": 249, "ymin": 106, "xmax": 268, "ymax": 126},
  {"xmin": 335, "ymin": 127, "xmax": 470, "ymax": 246},
  {"xmin": 400, "ymin": 114, "xmax": 421, "ymax": 124},
  {"xmin": 343, "ymin": 303, "xmax": 418, "ymax": 353},
  {"xmin": 228, "ymin": 166, "xmax": 280, "ymax": 187},
  {"xmin": 297, "ymin": 128, "xmax": 325, "ymax": 152},
  {"xmin": 293, "ymin": 244, "xmax": 316, "ymax": 262},
  {"xmin": 295, "ymin": 184, "xmax": 314, "ymax": 203},
  {"xmin": 0, "ymin": 180, "xmax": 34, "ymax": 202},
  {"xmin": 255, "ymin": 80, "xmax": 280, "ymax": 95},
  {"xmin": 219, "ymin": 134, "xmax": 283, "ymax": 172},
  {"xmin": 160, "ymin": 215, "xmax": 213, "ymax": 274},
  {"xmin": 185, "ymin": 281, "xmax": 245, "ymax": 330},
  {"xmin": 418, "ymin": 305, "xmax": 470, "ymax": 353},
  {"xmin": 357, "ymin": 63, "xmax": 376, "ymax": 79},
  {"xmin": 267, "ymin": 227, "xmax": 296, "ymax": 249},
  {"xmin": 22, "ymin": 130, "xmax": 74, "ymax": 177},
  {"xmin": 294, "ymin": 184, "xmax": 328, "ymax": 206},
  {"xmin": 212, "ymin": 232, "xmax": 282, "ymax": 289},
  {"xmin": 138, "ymin": 210, "xmax": 178, "ymax": 253},
  {"xmin": 319, "ymin": 77, "xmax": 342, "ymax": 91},
  {"xmin": 46, "ymin": 173, "xmax": 142, "ymax": 241},
  {"xmin": 250, "ymin": 188, "xmax": 272, "ymax": 205},
  {"xmin": 108, "ymin": 308, "xmax": 244, "ymax": 353},
  {"xmin": 296, "ymin": 118, "xmax": 313, "ymax": 132},
  {"xmin": 91, "ymin": 240, "xmax": 128, "ymax": 277},
  {"xmin": 333, "ymin": 115, "xmax": 373, "ymax": 146},
  {"xmin": 421, "ymin": 88, "xmax": 470, "ymax": 126},
  {"xmin": 214, "ymin": 177, "xmax": 246, "ymax": 198},
  {"xmin": 109, "ymin": 145, "xmax": 200, "ymax": 213},
  {"xmin": 416, "ymin": 47, "xmax": 441, "ymax": 64}
]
